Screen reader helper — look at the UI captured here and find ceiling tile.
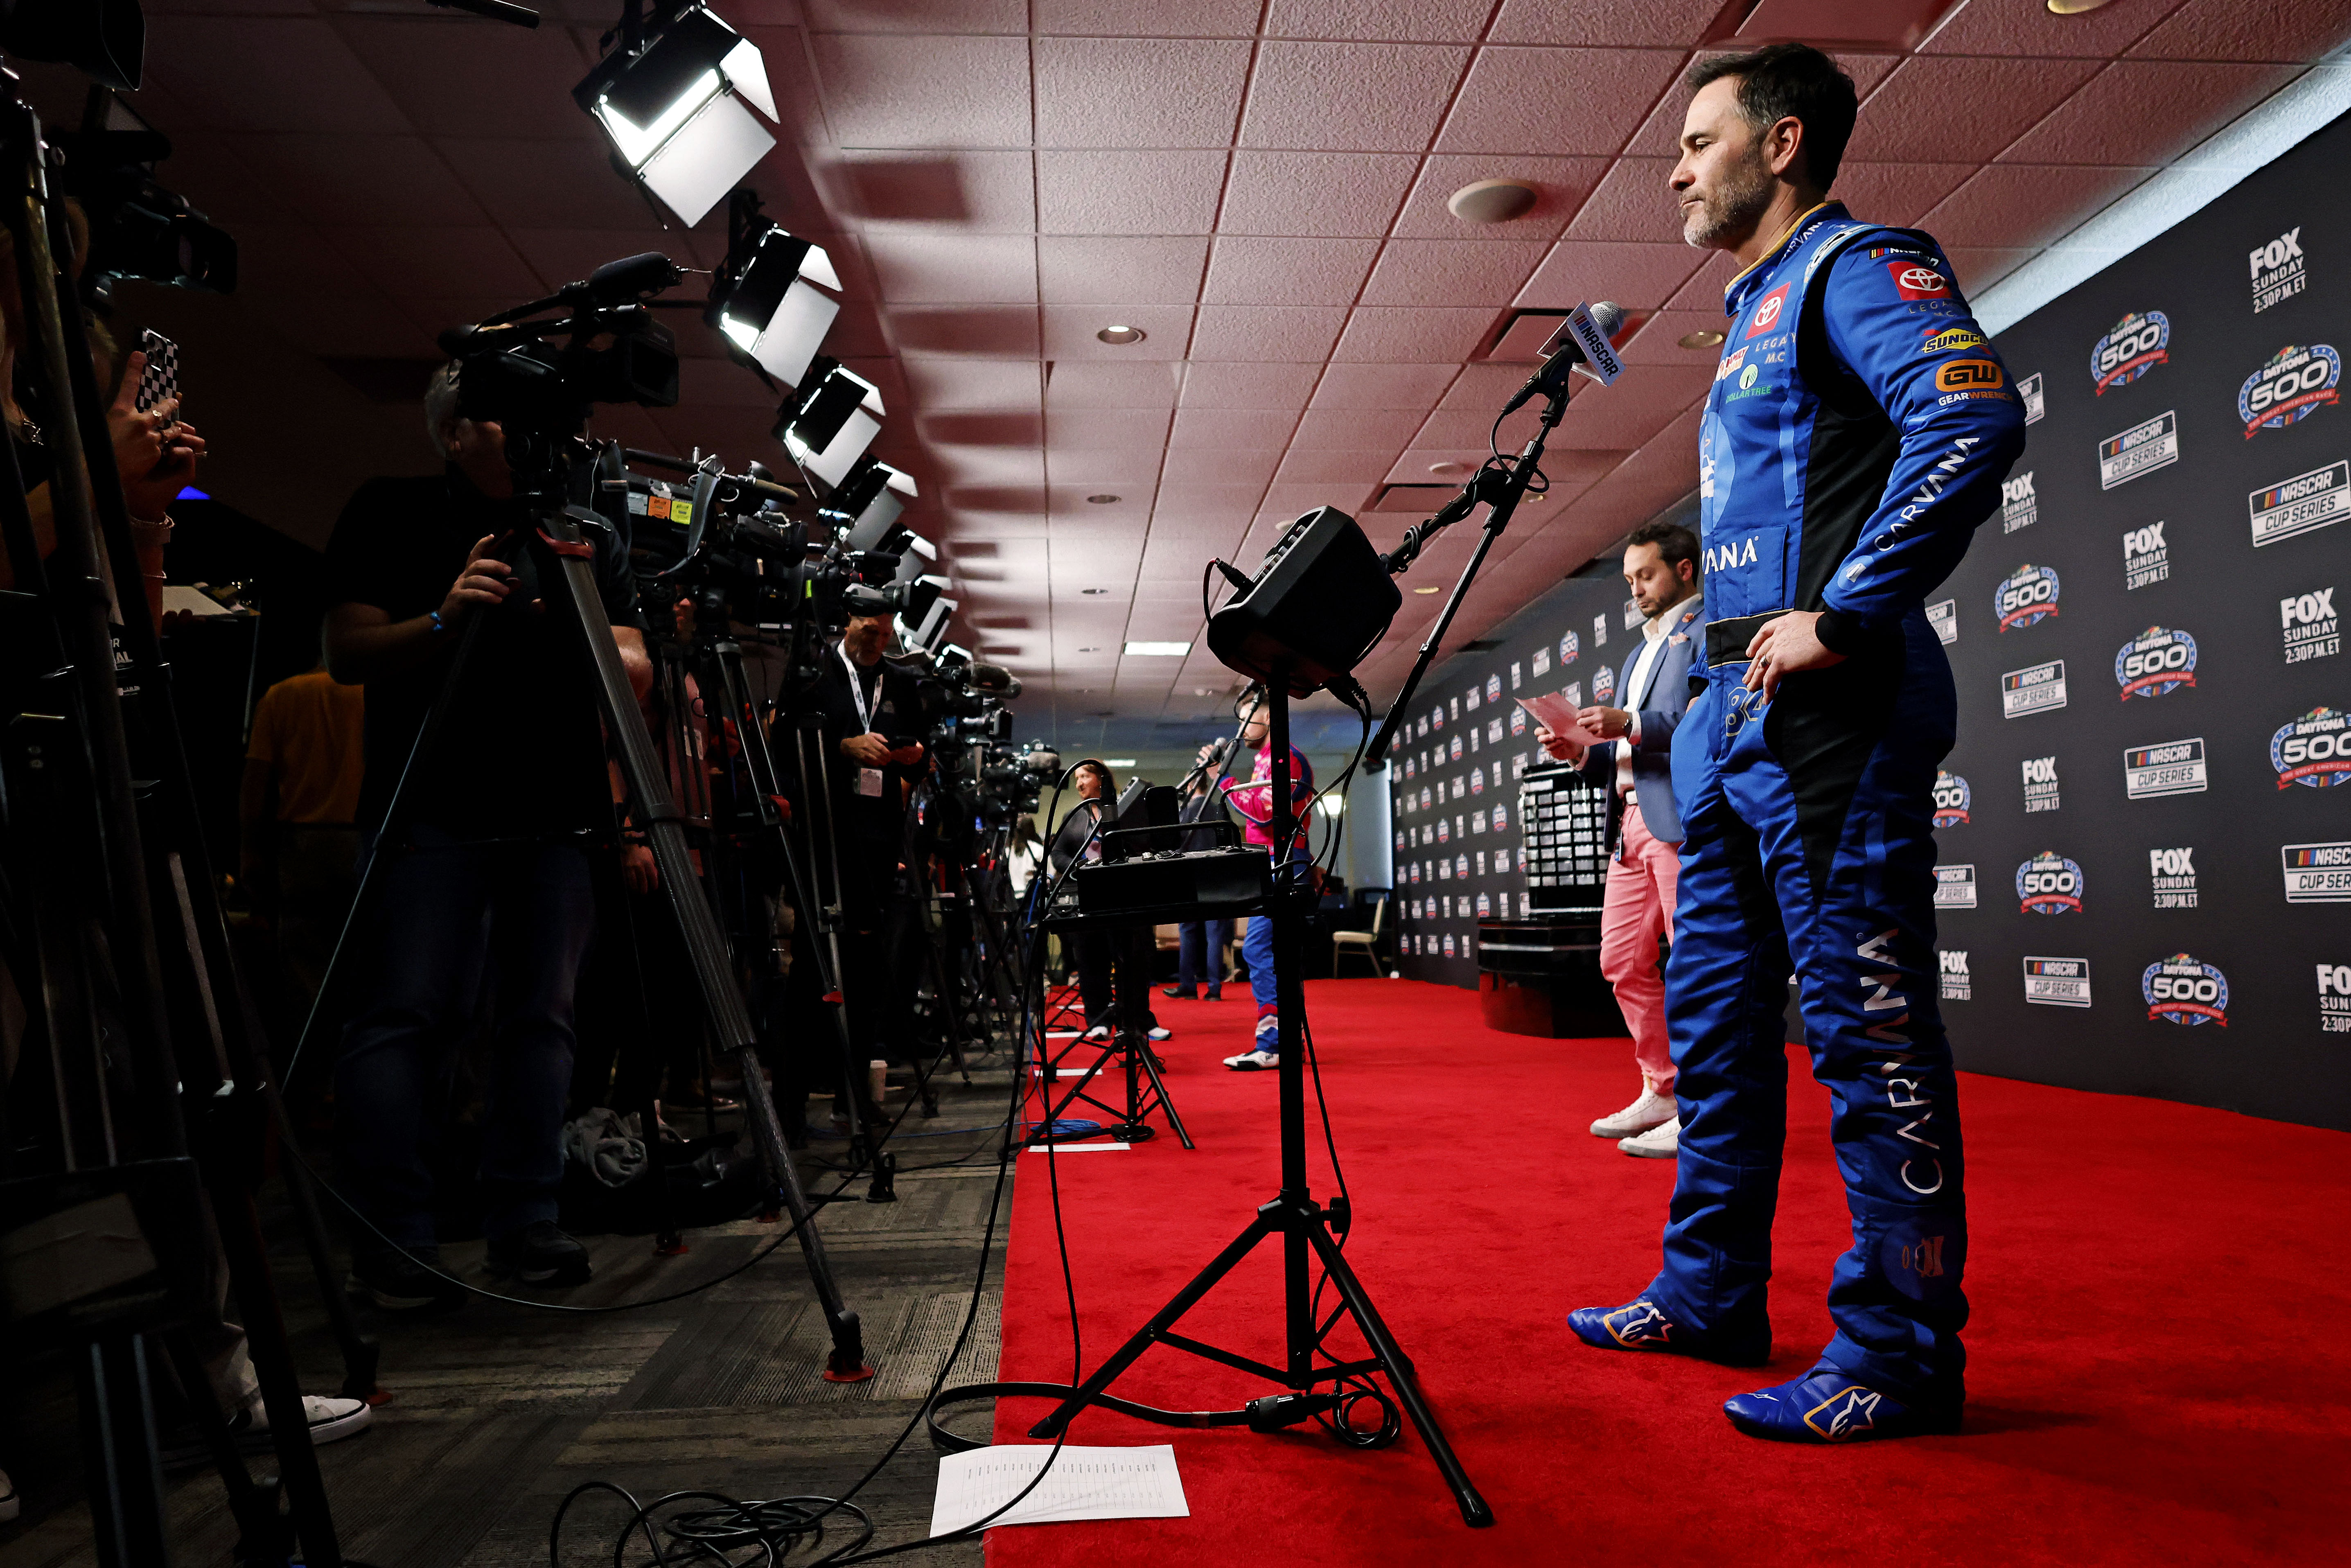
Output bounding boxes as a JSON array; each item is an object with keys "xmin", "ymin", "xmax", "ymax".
[
  {"xmin": 1045, "ymin": 361, "xmax": 1186, "ymax": 409},
  {"xmin": 1616, "ymin": 310, "xmax": 1733, "ymax": 366},
  {"xmin": 321, "ymin": 226, "xmax": 541, "ymax": 302},
  {"xmin": 1046, "ymin": 408, "xmax": 1176, "ymax": 447},
  {"xmin": 233, "ymin": 133, "xmax": 493, "ymax": 228},
  {"xmin": 1042, "ymin": 305, "xmax": 1197, "ymax": 359},
  {"xmin": 339, "ymin": 16, "xmax": 595, "ymax": 139},
  {"xmin": 1038, "ymin": 237, "xmax": 1211, "ymax": 305},
  {"xmin": 1360, "ymin": 238, "xmax": 1551, "ymax": 308},
  {"xmin": 1275, "ymin": 448, "xmax": 1408, "ymax": 483},
  {"xmin": 810, "ymin": 34, "xmax": 1032, "ymax": 147},
  {"xmin": 1385, "ymin": 447, "xmax": 1500, "ymax": 479},
  {"xmin": 1830, "ymin": 162, "xmax": 1979, "ymax": 228},
  {"xmin": 1518, "ymin": 240, "xmax": 1707, "ymax": 311},
  {"xmin": 1309, "ymin": 362, "xmax": 1462, "ymax": 408},
  {"xmin": 1171, "ymin": 407, "xmax": 1300, "ymax": 449},
  {"xmin": 900, "ymin": 359, "xmax": 1043, "ymax": 411},
  {"xmin": 1391, "ymin": 154, "xmax": 1610, "ymax": 240},
  {"xmin": 1918, "ymin": 163, "xmax": 2156, "ymax": 249},
  {"xmin": 2000, "ymin": 61, "xmax": 2300, "ymax": 167},
  {"xmin": 1488, "ymin": 0, "xmax": 1724, "ymax": 47},
  {"xmin": 1189, "ymin": 305, "xmax": 1352, "ymax": 361},
  {"xmin": 1919, "ymin": 0, "xmax": 2182, "ymax": 57},
  {"xmin": 1180, "ymin": 362, "xmax": 1327, "ymax": 408},
  {"xmin": 1202, "ymin": 237, "xmax": 1383, "ymax": 306},
  {"xmin": 1663, "ymin": 250, "xmax": 1741, "ymax": 313},
  {"xmin": 1163, "ymin": 448, "xmax": 1284, "ymax": 485},
  {"xmin": 147, "ymin": 16, "xmax": 411, "ymax": 134},
  {"xmin": 212, "ymin": 225, "xmax": 346, "ymax": 299},
  {"xmin": 1218, "ymin": 151, "xmax": 1421, "ymax": 235},
  {"xmin": 925, "ymin": 444, "xmax": 1048, "ymax": 486},
  {"xmin": 1943, "ymin": 247, "xmax": 2037, "ymax": 294},
  {"xmin": 1153, "ymin": 481, "xmax": 1274, "ymax": 518},
  {"xmin": 1435, "ymin": 47, "xmax": 1686, "ymax": 156},
  {"xmin": 1331, "ymin": 307, "xmax": 1494, "ymax": 361},
  {"xmin": 1033, "ymin": 0, "xmax": 1264, "ymax": 34},
  {"xmin": 832, "ymin": 149, "xmax": 1037, "ymax": 231},
  {"xmin": 1238, "ymin": 43, "xmax": 1473, "ymax": 152},
  {"xmin": 1562, "ymin": 157, "xmax": 1682, "ymax": 241},
  {"xmin": 1265, "ymin": 0, "xmax": 1498, "ymax": 43},
  {"xmin": 864, "ymin": 232, "xmax": 1037, "ymax": 303},
  {"xmin": 505, "ymin": 229, "xmax": 691, "ymax": 296},
  {"xmin": 887, "ymin": 305, "xmax": 1043, "ymax": 356},
  {"xmin": 266, "ymin": 293, "xmax": 438, "ymax": 360},
  {"xmin": 1843, "ymin": 54, "xmax": 2105, "ymax": 164},
  {"xmin": 801, "ymin": 0, "xmax": 1027, "ymax": 31},
  {"xmin": 1038, "ymin": 151, "xmax": 1230, "ymax": 235},
  {"xmin": 1291, "ymin": 406, "xmax": 1429, "ymax": 448},
  {"xmin": 2128, "ymin": 0, "xmax": 2351, "ymax": 62},
  {"xmin": 918, "ymin": 408, "xmax": 1044, "ymax": 447},
  {"xmin": 1435, "ymin": 360, "xmax": 1535, "ymax": 410},
  {"xmin": 1047, "ymin": 449, "xmax": 1166, "ymax": 485},
  {"xmin": 1036, "ymin": 37, "xmax": 1254, "ymax": 148}
]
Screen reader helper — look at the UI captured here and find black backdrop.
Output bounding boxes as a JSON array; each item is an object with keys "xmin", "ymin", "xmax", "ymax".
[{"xmin": 1390, "ymin": 111, "xmax": 2351, "ymax": 1131}]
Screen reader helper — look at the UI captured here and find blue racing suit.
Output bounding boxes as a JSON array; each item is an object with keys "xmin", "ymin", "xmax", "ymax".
[{"xmin": 1649, "ymin": 203, "xmax": 2027, "ymax": 1405}]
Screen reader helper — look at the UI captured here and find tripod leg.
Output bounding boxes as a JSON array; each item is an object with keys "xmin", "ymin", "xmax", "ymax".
[
  {"xmin": 77, "ymin": 1335, "xmax": 174, "ymax": 1568},
  {"xmin": 1028, "ymin": 1214, "xmax": 1277, "ymax": 1439},
  {"xmin": 1131, "ymin": 1038, "xmax": 1193, "ymax": 1150},
  {"xmin": 1306, "ymin": 1225, "xmax": 1493, "ymax": 1527},
  {"xmin": 160, "ymin": 1333, "xmax": 298, "ymax": 1568}
]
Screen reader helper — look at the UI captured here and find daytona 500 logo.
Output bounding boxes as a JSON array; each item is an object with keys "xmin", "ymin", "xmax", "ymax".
[
  {"xmin": 2238, "ymin": 343, "xmax": 2341, "ymax": 438},
  {"xmin": 1995, "ymin": 563, "xmax": 2061, "ymax": 630},
  {"xmin": 2114, "ymin": 626, "xmax": 2198, "ymax": 699},
  {"xmin": 2272, "ymin": 705, "xmax": 2351, "ymax": 788},
  {"xmin": 2016, "ymin": 852, "xmax": 2085, "ymax": 914},
  {"xmin": 2091, "ymin": 310, "xmax": 2169, "ymax": 394},
  {"xmin": 1932, "ymin": 770, "xmax": 1970, "ymax": 827},
  {"xmin": 2142, "ymin": 952, "xmax": 2229, "ymax": 1026}
]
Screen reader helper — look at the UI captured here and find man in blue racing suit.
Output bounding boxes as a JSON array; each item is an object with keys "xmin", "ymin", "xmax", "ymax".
[{"xmin": 1566, "ymin": 43, "xmax": 2026, "ymax": 1444}]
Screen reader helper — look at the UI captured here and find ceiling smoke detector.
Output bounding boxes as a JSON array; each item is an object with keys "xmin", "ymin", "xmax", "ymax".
[
  {"xmin": 1679, "ymin": 329, "xmax": 1727, "ymax": 350},
  {"xmin": 1446, "ymin": 178, "xmax": 1539, "ymax": 225},
  {"xmin": 1096, "ymin": 324, "xmax": 1146, "ymax": 345}
]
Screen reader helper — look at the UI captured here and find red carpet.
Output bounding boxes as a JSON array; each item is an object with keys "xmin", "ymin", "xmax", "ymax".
[{"xmin": 990, "ymin": 979, "xmax": 2350, "ymax": 1566}]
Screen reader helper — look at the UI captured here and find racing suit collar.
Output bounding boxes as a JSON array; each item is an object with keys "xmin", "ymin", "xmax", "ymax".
[{"xmin": 1724, "ymin": 200, "xmax": 1845, "ymax": 308}]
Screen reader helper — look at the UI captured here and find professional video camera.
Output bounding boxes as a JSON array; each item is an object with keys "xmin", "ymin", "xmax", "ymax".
[
  {"xmin": 439, "ymin": 253, "xmax": 685, "ymax": 451},
  {"xmin": 56, "ymin": 87, "xmax": 238, "ymax": 302}
]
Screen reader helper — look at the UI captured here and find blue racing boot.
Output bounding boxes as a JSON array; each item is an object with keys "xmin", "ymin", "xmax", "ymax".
[
  {"xmin": 1723, "ymin": 1369, "xmax": 1962, "ymax": 1444},
  {"xmin": 1567, "ymin": 1297, "xmax": 1770, "ymax": 1367}
]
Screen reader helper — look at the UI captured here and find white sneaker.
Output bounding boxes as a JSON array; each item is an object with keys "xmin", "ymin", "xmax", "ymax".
[
  {"xmin": 1146, "ymin": 1026, "xmax": 1171, "ymax": 1041},
  {"xmin": 1223, "ymin": 1049, "xmax": 1279, "ymax": 1071},
  {"xmin": 161, "ymin": 1394, "xmax": 374, "ymax": 1470},
  {"xmin": 1081, "ymin": 1025, "xmax": 1111, "ymax": 1042},
  {"xmin": 1618, "ymin": 1115, "xmax": 1681, "ymax": 1159},
  {"xmin": 1591, "ymin": 1089, "xmax": 1677, "ymax": 1139}
]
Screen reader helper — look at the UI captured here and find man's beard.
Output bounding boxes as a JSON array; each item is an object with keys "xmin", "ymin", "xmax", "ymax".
[{"xmin": 1683, "ymin": 144, "xmax": 1776, "ymax": 250}]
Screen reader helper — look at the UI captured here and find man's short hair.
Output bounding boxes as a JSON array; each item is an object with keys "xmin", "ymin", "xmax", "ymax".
[
  {"xmin": 422, "ymin": 361, "xmax": 463, "ymax": 460},
  {"xmin": 1687, "ymin": 43, "xmax": 1859, "ymax": 191},
  {"xmin": 1627, "ymin": 519, "xmax": 1701, "ymax": 580}
]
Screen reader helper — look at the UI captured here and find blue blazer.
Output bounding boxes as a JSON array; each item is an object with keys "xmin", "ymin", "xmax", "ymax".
[{"xmin": 1578, "ymin": 596, "xmax": 1708, "ymax": 846}]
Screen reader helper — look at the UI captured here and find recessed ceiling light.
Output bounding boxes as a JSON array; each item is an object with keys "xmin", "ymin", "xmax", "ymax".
[
  {"xmin": 1103, "ymin": 758, "xmax": 1136, "ymax": 767},
  {"xmin": 1081, "ymin": 587, "xmax": 1108, "ymax": 594},
  {"xmin": 1679, "ymin": 329, "xmax": 1726, "ymax": 350},
  {"xmin": 1446, "ymin": 178, "xmax": 1538, "ymax": 225},
  {"xmin": 1078, "ymin": 645, "xmax": 1100, "ymax": 652},
  {"xmin": 1427, "ymin": 460, "xmax": 1469, "ymax": 476},
  {"xmin": 1086, "ymin": 493, "xmax": 1121, "ymax": 504},
  {"xmin": 1096, "ymin": 324, "xmax": 1146, "ymax": 345},
  {"xmin": 1414, "ymin": 586, "xmax": 1440, "ymax": 594},
  {"xmin": 2047, "ymin": 0, "xmax": 2118, "ymax": 12},
  {"xmin": 1124, "ymin": 640, "xmax": 1191, "ymax": 657}
]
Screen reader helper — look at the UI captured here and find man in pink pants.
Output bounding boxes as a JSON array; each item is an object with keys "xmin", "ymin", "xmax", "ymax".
[{"xmin": 1538, "ymin": 522, "xmax": 1706, "ymax": 1157}]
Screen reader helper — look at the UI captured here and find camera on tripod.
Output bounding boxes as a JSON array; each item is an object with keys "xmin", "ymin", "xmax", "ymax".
[{"xmin": 439, "ymin": 252, "xmax": 687, "ymax": 442}]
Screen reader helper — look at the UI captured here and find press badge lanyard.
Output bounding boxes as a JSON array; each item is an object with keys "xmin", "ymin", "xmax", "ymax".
[{"xmin": 840, "ymin": 645, "xmax": 885, "ymax": 798}]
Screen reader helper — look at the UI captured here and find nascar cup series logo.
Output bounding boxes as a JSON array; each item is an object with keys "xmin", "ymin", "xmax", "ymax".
[
  {"xmin": 1995, "ymin": 564, "xmax": 2061, "ymax": 631},
  {"xmin": 2114, "ymin": 626, "xmax": 2198, "ymax": 700},
  {"xmin": 2090, "ymin": 309, "xmax": 2169, "ymax": 394},
  {"xmin": 1931, "ymin": 770, "xmax": 1971, "ymax": 828},
  {"xmin": 2238, "ymin": 343, "xmax": 2341, "ymax": 438},
  {"xmin": 2141, "ymin": 953, "xmax": 2229, "ymax": 1027},
  {"xmin": 2271, "ymin": 706, "xmax": 2351, "ymax": 788},
  {"xmin": 2016, "ymin": 851, "xmax": 2084, "ymax": 914}
]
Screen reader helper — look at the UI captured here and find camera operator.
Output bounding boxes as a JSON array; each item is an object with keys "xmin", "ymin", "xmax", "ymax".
[
  {"xmin": 321, "ymin": 363, "xmax": 652, "ymax": 1305},
  {"xmin": 806, "ymin": 609, "xmax": 926, "ymax": 1111}
]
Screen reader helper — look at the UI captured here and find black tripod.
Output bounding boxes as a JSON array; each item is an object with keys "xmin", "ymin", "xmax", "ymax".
[
  {"xmin": 1023, "ymin": 913, "xmax": 1191, "ymax": 1148},
  {"xmin": 1027, "ymin": 669, "xmax": 1488, "ymax": 1525}
]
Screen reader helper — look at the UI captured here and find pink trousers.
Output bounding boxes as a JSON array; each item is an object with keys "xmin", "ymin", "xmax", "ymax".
[{"xmin": 1599, "ymin": 797, "xmax": 1679, "ymax": 1094}]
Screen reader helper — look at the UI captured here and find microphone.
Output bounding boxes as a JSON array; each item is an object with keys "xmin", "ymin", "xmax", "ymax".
[{"xmin": 1498, "ymin": 301, "xmax": 1627, "ymax": 417}]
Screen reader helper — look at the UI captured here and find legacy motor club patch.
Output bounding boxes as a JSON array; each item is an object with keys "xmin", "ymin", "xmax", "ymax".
[
  {"xmin": 2091, "ymin": 309, "xmax": 2170, "ymax": 394},
  {"xmin": 2272, "ymin": 705, "xmax": 2351, "ymax": 788},
  {"xmin": 2115, "ymin": 625, "xmax": 2199, "ymax": 700},
  {"xmin": 1995, "ymin": 563, "xmax": 2062, "ymax": 631},
  {"xmin": 2238, "ymin": 343, "xmax": 2341, "ymax": 438},
  {"xmin": 2016, "ymin": 851, "xmax": 2085, "ymax": 915},
  {"xmin": 2142, "ymin": 953, "xmax": 2229, "ymax": 1027}
]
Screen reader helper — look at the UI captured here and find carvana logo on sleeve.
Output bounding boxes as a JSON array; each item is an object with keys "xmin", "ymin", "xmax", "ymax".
[
  {"xmin": 2016, "ymin": 852, "xmax": 2085, "ymax": 914},
  {"xmin": 2272, "ymin": 706, "xmax": 2351, "ymax": 788},
  {"xmin": 2142, "ymin": 953, "xmax": 2228, "ymax": 1026},
  {"xmin": 2114, "ymin": 626, "xmax": 2198, "ymax": 699},
  {"xmin": 1931, "ymin": 770, "xmax": 1971, "ymax": 827},
  {"xmin": 2090, "ymin": 310, "xmax": 2169, "ymax": 394},
  {"xmin": 1995, "ymin": 564, "xmax": 2062, "ymax": 630},
  {"xmin": 2239, "ymin": 344, "xmax": 2340, "ymax": 438}
]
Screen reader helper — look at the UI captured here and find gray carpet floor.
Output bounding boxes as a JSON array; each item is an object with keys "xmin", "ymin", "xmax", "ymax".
[{"xmin": 1, "ymin": 1066, "xmax": 1015, "ymax": 1568}]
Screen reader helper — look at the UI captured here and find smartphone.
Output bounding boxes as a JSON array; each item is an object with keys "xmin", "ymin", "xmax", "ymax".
[{"xmin": 135, "ymin": 328, "xmax": 178, "ymax": 415}]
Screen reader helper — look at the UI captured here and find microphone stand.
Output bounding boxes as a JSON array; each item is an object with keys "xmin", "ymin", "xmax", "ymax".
[{"xmin": 1366, "ymin": 373, "xmax": 1580, "ymax": 769}]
